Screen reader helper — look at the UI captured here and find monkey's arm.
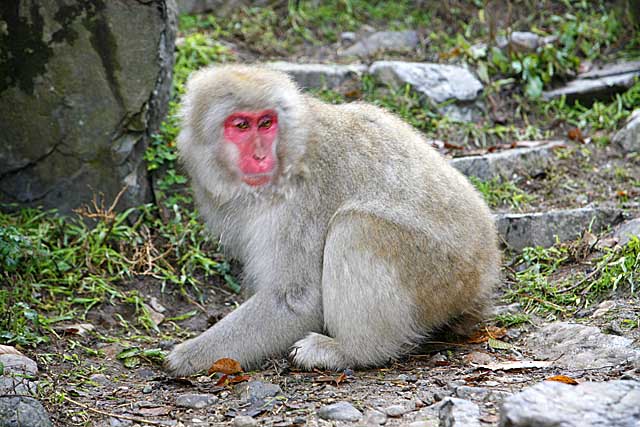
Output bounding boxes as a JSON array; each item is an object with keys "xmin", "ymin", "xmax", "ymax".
[{"xmin": 165, "ymin": 287, "xmax": 322, "ymax": 376}]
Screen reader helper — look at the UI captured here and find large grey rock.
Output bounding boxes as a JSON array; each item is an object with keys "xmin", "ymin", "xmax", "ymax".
[
  {"xmin": 500, "ymin": 380, "xmax": 640, "ymax": 427},
  {"xmin": 318, "ymin": 401, "xmax": 363, "ymax": 422},
  {"xmin": 613, "ymin": 217, "xmax": 640, "ymax": 246},
  {"xmin": 439, "ymin": 397, "xmax": 481, "ymax": 427},
  {"xmin": 266, "ymin": 62, "xmax": 367, "ymax": 90},
  {"xmin": 612, "ymin": 109, "xmax": 640, "ymax": 154},
  {"xmin": 341, "ymin": 31, "xmax": 419, "ymax": 57},
  {"xmin": 495, "ymin": 207, "xmax": 625, "ymax": 250},
  {"xmin": 451, "ymin": 141, "xmax": 564, "ymax": 181},
  {"xmin": 543, "ymin": 60, "xmax": 640, "ymax": 103},
  {"xmin": 526, "ymin": 322, "xmax": 640, "ymax": 370},
  {"xmin": 0, "ymin": 396, "xmax": 52, "ymax": 427},
  {"xmin": 0, "ymin": 1, "xmax": 176, "ymax": 213},
  {"xmin": 370, "ymin": 61, "xmax": 483, "ymax": 121}
]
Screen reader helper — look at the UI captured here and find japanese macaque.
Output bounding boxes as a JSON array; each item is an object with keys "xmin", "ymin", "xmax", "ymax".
[{"xmin": 165, "ymin": 64, "xmax": 500, "ymax": 376}]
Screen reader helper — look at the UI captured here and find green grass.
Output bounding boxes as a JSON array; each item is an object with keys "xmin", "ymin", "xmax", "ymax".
[
  {"xmin": 504, "ymin": 236, "xmax": 640, "ymax": 318},
  {"xmin": 0, "ymin": 203, "xmax": 238, "ymax": 347},
  {"xmin": 471, "ymin": 177, "xmax": 536, "ymax": 211}
]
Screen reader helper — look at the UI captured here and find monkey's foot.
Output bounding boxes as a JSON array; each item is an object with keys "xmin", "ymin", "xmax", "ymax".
[
  {"xmin": 290, "ymin": 332, "xmax": 349, "ymax": 370},
  {"xmin": 165, "ymin": 341, "xmax": 204, "ymax": 377}
]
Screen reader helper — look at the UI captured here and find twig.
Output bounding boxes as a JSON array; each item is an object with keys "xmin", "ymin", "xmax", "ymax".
[{"xmin": 63, "ymin": 395, "xmax": 169, "ymax": 426}]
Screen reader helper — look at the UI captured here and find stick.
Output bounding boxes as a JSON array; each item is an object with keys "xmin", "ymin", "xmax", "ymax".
[{"xmin": 63, "ymin": 395, "xmax": 169, "ymax": 426}]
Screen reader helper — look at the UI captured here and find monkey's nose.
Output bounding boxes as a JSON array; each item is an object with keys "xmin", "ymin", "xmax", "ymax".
[{"xmin": 252, "ymin": 153, "xmax": 267, "ymax": 161}]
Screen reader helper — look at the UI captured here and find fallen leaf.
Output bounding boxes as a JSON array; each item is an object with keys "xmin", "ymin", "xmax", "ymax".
[
  {"xmin": 137, "ymin": 406, "xmax": 172, "ymax": 416},
  {"xmin": 444, "ymin": 141, "xmax": 464, "ymax": 150},
  {"xmin": 57, "ymin": 323, "xmax": 95, "ymax": 336},
  {"xmin": 215, "ymin": 374, "xmax": 229, "ymax": 386},
  {"xmin": 546, "ymin": 375, "xmax": 578, "ymax": 385},
  {"xmin": 487, "ymin": 337, "xmax": 514, "ymax": 350},
  {"xmin": 567, "ymin": 127, "xmax": 585, "ymax": 143},
  {"xmin": 468, "ymin": 326, "xmax": 508, "ymax": 343},
  {"xmin": 0, "ymin": 345, "xmax": 22, "ymax": 356},
  {"xmin": 478, "ymin": 360, "xmax": 552, "ymax": 371},
  {"xmin": 208, "ymin": 357, "xmax": 242, "ymax": 375},
  {"xmin": 344, "ymin": 89, "xmax": 362, "ymax": 99},
  {"xmin": 227, "ymin": 374, "xmax": 250, "ymax": 384}
]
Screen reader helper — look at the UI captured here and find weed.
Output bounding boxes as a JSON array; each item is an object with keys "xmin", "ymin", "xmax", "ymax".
[
  {"xmin": 494, "ymin": 312, "xmax": 531, "ymax": 327},
  {"xmin": 471, "ymin": 177, "xmax": 536, "ymax": 211},
  {"xmin": 505, "ymin": 236, "xmax": 640, "ymax": 317}
]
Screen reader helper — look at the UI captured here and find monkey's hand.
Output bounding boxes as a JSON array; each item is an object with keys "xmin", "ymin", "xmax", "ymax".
[{"xmin": 165, "ymin": 289, "xmax": 321, "ymax": 376}]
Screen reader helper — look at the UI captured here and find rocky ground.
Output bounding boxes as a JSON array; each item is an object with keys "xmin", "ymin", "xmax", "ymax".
[{"xmin": 2, "ymin": 2, "xmax": 640, "ymax": 427}]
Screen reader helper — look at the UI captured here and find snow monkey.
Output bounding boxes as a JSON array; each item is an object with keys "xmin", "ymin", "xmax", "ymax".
[{"xmin": 165, "ymin": 64, "xmax": 500, "ymax": 376}]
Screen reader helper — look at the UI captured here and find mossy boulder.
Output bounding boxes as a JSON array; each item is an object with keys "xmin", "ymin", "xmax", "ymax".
[{"xmin": 0, "ymin": 0, "xmax": 176, "ymax": 212}]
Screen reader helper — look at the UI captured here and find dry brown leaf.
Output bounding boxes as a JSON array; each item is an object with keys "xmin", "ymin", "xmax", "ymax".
[
  {"xmin": 137, "ymin": 406, "xmax": 172, "ymax": 416},
  {"xmin": 208, "ymin": 357, "xmax": 242, "ymax": 375},
  {"xmin": 313, "ymin": 372, "xmax": 348, "ymax": 386},
  {"xmin": 227, "ymin": 374, "xmax": 250, "ymax": 384},
  {"xmin": 443, "ymin": 141, "xmax": 464, "ymax": 150},
  {"xmin": 467, "ymin": 326, "xmax": 507, "ymax": 343},
  {"xmin": 478, "ymin": 360, "xmax": 552, "ymax": 371},
  {"xmin": 57, "ymin": 323, "xmax": 95, "ymax": 336},
  {"xmin": 0, "ymin": 345, "xmax": 22, "ymax": 356},
  {"xmin": 215, "ymin": 374, "xmax": 230, "ymax": 386},
  {"xmin": 567, "ymin": 127, "xmax": 585, "ymax": 143},
  {"xmin": 546, "ymin": 375, "xmax": 578, "ymax": 385}
]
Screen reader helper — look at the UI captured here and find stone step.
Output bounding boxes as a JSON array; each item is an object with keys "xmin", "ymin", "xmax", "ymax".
[
  {"xmin": 494, "ymin": 207, "xmax": 625, "ymax": 251},
  {"xmin": 542, "ymin": 60, "xmax": 640, "ymax": 103},
  {"xmin": 450, "ymin": 140, "xmax": 565, "ymax": 181}
]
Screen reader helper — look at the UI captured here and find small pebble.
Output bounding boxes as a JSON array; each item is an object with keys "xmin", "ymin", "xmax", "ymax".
[
  {"xmin": 233, "ymin": 415, "xmax": 258, "ymax": 427},
  {"xmin": 318, "ymin": 401, "xmax": 362, "ymax": 422}
]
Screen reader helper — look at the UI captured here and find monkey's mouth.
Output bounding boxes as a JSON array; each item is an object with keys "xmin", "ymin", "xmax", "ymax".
[{"xmin": 241, "ymin": 174, "xmax": 272, "ymax": 187}]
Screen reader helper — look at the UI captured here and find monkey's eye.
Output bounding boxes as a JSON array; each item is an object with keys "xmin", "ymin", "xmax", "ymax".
[
  {"xmin": 258, "ymin": 117, "xmax": 273, "ymax": 129},
  {"xmin": 233, "ymin": 119, "xmax": 250, "ymax": 130}
]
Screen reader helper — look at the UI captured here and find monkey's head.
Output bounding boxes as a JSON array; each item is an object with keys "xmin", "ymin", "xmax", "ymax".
[{"xmin": 178, "ymin": 65, "xmax": 308, "ymax": 198}]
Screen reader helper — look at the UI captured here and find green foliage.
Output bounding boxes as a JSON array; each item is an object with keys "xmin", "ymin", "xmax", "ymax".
[
  {"xmin": 542, "ymin": 80, "xmax": 640, "ymax": 132},
  {"xmin": 471, "ymin": 177, "xmax": 536, "ymax": 211},
  {"xmin": 505, "ymin": 237, "xmax": 640, "ymax": 317},
  {"xmin": 174, "ymin": 33, "xmax": 233, "ymax": 92},
  {"xmin": 0, "ymin": 204, "xmax": 239, "ymax": 346},
  {"xmin": 473, "ymin": 5, "xmax": 625, "ymax": 98},
  {"xmin": 494, "ymin": 312, "xmax": 531, "ymax": 327},
  {"xmin": 179, "ymin": 0, "xmax": 432, "ymax": 51}
]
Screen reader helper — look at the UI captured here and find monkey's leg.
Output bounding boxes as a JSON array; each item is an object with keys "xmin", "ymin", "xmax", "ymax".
[
  {"xmin": 166, "ymin": 288, "xmax": 321, "ymax": 376},
  {"xmin": 291, "ymin": 213, "xmax": 423, "ymax": 370}
]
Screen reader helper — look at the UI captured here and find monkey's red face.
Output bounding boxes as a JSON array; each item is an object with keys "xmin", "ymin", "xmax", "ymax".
[{"xmin": 223, "ymin": 110, "xmax": 278, "ymax": 187}]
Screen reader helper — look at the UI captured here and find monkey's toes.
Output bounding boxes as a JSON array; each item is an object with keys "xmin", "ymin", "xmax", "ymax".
[
  {"xmin": 290, "ymin": 332, "xmax": 349, "ymax": 371},
  {"xmin": 164, "ymin": 344, "xmax": 200, "ymax": 377}
]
